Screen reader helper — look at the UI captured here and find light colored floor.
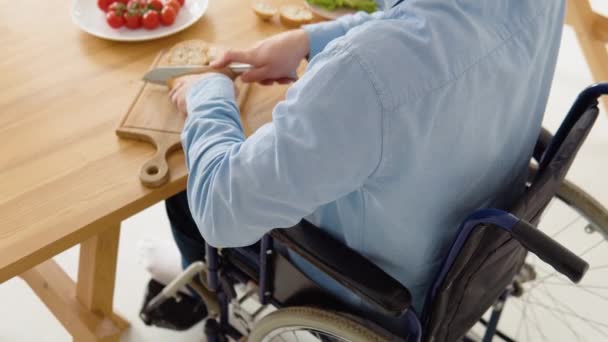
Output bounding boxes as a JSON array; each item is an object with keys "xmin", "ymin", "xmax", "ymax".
[{"xmin": 3, "ymin": 9, "xmax": 608, "ymax": 342}]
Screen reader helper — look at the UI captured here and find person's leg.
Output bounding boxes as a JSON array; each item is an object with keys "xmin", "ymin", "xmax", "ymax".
[
  {"xmin": 138, "ymin": 190, "xmax": 209, "ymax": 330},
  {"xmin": 138, "ymin": 191, "xmax": 207, "ymax": 286},
  {"xmin": 165, "ymin": 190, "xmax": 207, "ymax": 268}
]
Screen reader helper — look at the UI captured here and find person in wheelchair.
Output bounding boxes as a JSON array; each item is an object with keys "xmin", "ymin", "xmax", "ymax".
[{"xmin": 139, "ymin": 0, "xmax": 568, "ymax": 337}]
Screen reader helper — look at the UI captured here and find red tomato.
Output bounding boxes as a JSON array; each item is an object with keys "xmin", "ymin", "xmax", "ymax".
[
  {"xmin": 97, "ymin": 0, "xmax": 116, "ymax": 12},
  {"xmin": 161, "ymin": 6, "xmax": 177, "ymax": 25},
  {"xmin": 127, "ymin": 0, "xmax": 147, "ymax": 12},
  {"xmin": 165, "ymin": 0, "xmax": 181, "ymax": 13},
  {"xmin": 148, "ymin": 0, "xmax": 163, "ymax": 11},
  {"xmin": 109, "ymin": 2, "xmax": 126, "ymax": 15},
  {"xmin": 142, "ymin": 10, "xmax": 160, "ymax": 29},
  {"xmin": 177, "ymin": 0, "xmax": 184, "ymax": 5},
  {"xmin": 106, "ymin": 11, "xmax": 125, "ymax": 28},
  {"xmin": 124, "ymin": 10, "xmax": 142, "ymax": 29},
  {"xmin": 126, "ymin": 0, "xmax": 138, "ymax": 11}
]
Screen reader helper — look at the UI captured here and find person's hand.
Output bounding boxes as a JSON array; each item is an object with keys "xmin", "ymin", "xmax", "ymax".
[
  {"xmin": 211, "ymin": 29, "xmax": 310, "ymax": 85},
  {"xmin": 169, "ymin": 73, "xmax": 233, "ymax": 116}
]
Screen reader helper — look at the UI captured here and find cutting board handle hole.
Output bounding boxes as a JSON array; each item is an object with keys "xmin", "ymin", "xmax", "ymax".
[{"xmin": 146, "ymin": 166, "xmax": 159, "ymax": 175}]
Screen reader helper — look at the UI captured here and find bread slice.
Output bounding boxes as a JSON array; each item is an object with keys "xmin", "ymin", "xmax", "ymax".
[
  {"xmin": 252, "ymin": 2, "xmax": 277, "ymax": 21},
  {"xmin": 279, "ymin": 5, "xmax": 313, "ymax": 27},
  {"xmin": 167, "ymin": 40, "xmax": 210, "ymax": 66}
]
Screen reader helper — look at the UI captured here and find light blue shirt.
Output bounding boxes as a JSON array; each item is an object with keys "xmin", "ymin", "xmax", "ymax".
[{"xmin": 182, "ymin": 0, "xmax": 565, "ymax": 312}]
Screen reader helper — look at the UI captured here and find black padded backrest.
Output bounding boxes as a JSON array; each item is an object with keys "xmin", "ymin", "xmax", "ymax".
[
  {"xmin": 513, "ymin": 106, "xmax": 599, "ymax": 222},
  {"xmin": 422, "ymin": 104, "xmax": 599, "ymax": 342}
]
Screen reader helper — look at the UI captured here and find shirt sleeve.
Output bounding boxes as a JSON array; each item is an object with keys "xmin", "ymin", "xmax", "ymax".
[
  {"xmin": 182, "ymin": 47, "xmax": 384, "ymax": 247},
  {"xmin": 303, "ymin": 10, "xmax": 387, "ymax": 59}
]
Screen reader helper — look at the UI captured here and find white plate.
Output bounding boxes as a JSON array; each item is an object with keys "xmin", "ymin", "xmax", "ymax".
[
  {"xmin": 71, "ymin": 0, "xmax": 209, "ymax": 42},
  {"xmin": 305, "ymin": 2, "xmax": 356, "ymax": 20}
]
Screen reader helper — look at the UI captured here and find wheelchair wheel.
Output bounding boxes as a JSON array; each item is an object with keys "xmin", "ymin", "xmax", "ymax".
[
  {"xmin": 557, "ymin": 179, "xmax": 608, "ymax": 239},
  {"xmin": 248, "ymin": 306, "xmax": 393, "ymax": 342},
  {"xmin": 474, "ymin": 179, "xmax": 608, "ymax": 341}
]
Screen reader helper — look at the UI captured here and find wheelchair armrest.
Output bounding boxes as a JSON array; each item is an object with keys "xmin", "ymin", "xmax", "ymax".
[{"xmin": 270, "ymin": 220, "xmax": 412, "ymax": 316}]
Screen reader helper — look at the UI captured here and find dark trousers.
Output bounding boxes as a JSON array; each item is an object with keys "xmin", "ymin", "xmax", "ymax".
[{"xmin": 165, "ymin": 191, "xmax": 206, "ymax": 269}]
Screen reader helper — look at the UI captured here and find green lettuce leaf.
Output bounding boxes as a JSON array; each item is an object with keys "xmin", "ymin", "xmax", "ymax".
[{"xmin": 307, "ymin": 0, "xmax": 377, "ymax": 13}]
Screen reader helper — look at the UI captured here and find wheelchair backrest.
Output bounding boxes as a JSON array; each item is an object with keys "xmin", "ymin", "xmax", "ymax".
[{"xmin": 420, "ymin": 89, "xmax": 600, "ymax": 342}]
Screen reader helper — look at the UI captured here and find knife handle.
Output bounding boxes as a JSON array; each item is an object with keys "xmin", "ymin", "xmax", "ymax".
[{"xmin": 228, "ymin": 63, "xmax": 252, "ymax": 74}]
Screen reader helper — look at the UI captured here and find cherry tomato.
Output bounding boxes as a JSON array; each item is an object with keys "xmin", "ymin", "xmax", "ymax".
[
  {"xmin": 98, "ymin": 0, "xmax": 116, "ymax": 12},
  {"xmin": 126, "ymin": 0, "xmax": 138, "ymax": 11},
  {"xmin": 109, "ymin": 2, "xmax": 126, "ymax": 15},
  {"xmin": 165, "ymin": 0, "xmax": 181, "ymax": 13},
  {"xmin": 148, "ymin": 0, "xmax": 163, "ymax": 11},
  {"xmin": 127, "ymin": 0, "xmax": 147, "ymax": 12},
  {"xmin": 147, "ymin": 0, "xmax": 161, "ymax": 11},
  {"xmin": 124, "ymin": 10, "xmax": 142, "ymax": 29},
  {"xmin": 161, "ymin": 6, "xmax": 177, "ymax": 25},
  {"xmin": 106, "ymin": 11, "xmax": 125, "ymax": 28},
  {"xmin": 142, "ymin": 10, "xmax": 160, "ymax": 29}
]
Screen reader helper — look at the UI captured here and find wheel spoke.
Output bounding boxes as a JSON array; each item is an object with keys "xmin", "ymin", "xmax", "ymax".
[
  {"xmin": 576, "ymin": 285, "xmax": 608, "ymax": 303},
  {"xmin": 533, "ymin": 287, "xmax": 583, "ymax": 341},
  {"xmin": 543, "ymin": 281, "xmax": 608, "ymax": 290},
  {"xmin": 527, "ymin": 300, "xmax": 549, "ymax": 342},
  {"xmin": 589, "ymin": 264, "xmax": 608, "ymax": 271},
  {"xmin": 550, "ymin": 216, "xmax": 582, "ymax": 239},
  {"xmin": 515, "ymin": 296, "xmax": 528, "ymax": 341},
  {"xmin": 578, "ymin": 238, "xmax": 606, "ymax": 257},
  {"xmin": 523, "ymin": 298, "xmax": 608, "ymax": 335}
]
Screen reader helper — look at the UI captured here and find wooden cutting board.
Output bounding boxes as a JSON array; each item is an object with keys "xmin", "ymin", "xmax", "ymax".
[{"xmin": 116, "ymin": 50, "xmax": 250, "ymax": 188}]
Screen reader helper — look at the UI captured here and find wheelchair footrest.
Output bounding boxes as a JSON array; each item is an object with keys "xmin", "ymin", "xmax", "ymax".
[{"xmin": 139, "ymin": 279, "xmax": 208, "ymax": 331}]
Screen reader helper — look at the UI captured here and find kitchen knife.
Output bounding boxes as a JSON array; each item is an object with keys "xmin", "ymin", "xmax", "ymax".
[{"xmin": 143, "ymin": 62, "xmax": 252, "ymax": 86}]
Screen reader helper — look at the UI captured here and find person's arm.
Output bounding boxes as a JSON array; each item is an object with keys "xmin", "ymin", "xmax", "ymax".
[
  {"xmin": 182, "ymin": 47, "xmax": 384, "ymax": 247},
  {"xmin": 304, "ymin": 10, "xmax": 387, "ymax": 59},
  {"xmin": 211, "ymin": 7, "xmax": 389, "ymax": 84}
]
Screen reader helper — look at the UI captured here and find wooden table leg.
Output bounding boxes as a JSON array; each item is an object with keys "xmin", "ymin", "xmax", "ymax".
[
  {"xmin": 566, "ymin": 0, "xmax": 608, "ymax": 110},
  {"xmin": 75, "ymin": 223, "xmax": 129, "ymax": 342},
  {"xmin": 20, "ymin": 223, "xmax": 128, "ymax": 342}
]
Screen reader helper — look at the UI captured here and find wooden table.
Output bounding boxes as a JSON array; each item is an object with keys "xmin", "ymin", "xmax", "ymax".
[{"xmin": 0, "ymin": 0, "xmax": 296, "ymax": 340}]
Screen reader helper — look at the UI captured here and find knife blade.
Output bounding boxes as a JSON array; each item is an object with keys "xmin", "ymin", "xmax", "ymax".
[{"xmin": 143, "ymin": 62, "xmax": 252, "ymax": 86}]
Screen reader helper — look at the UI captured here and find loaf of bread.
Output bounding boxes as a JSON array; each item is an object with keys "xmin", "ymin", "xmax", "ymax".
[
  {"xmin": 167, "ymin": 40, "xmax": 210, "ymax": 66},
  {"xmin": 252, "ymin": 2, "xmax": 278, "ymax": 21},
  {"xmin": 279, "ymin": 5, "xmax": 313, "ymax": 27}
]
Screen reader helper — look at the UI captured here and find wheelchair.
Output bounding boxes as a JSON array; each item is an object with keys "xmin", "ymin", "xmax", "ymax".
[{"xmin": 141, "ymin": 83, "xmax": 608, "ymax": 342}]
